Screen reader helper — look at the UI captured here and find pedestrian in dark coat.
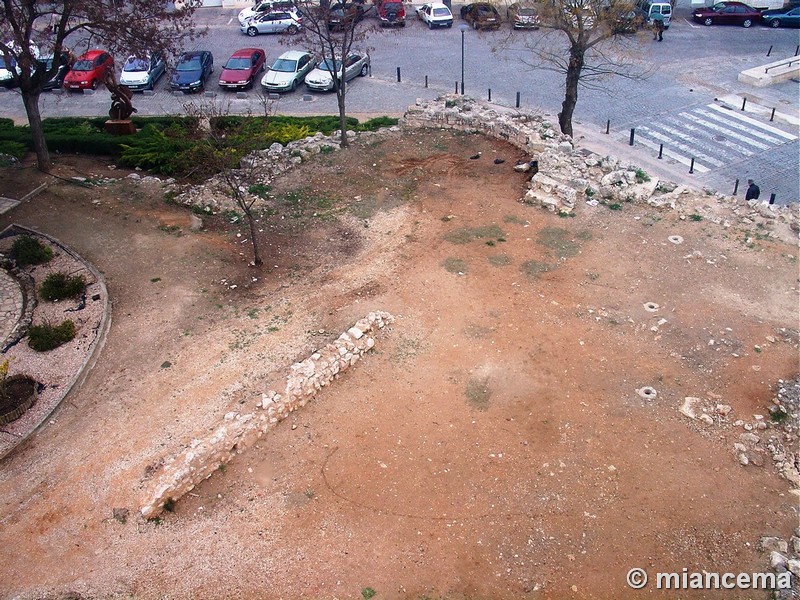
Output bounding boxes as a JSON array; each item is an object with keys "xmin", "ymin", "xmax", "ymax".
[
  {"xmin": 745, "ymin": 179, "xmax": 760, "ymax": 200},
  {"xmin": 652, "ymin": 15, "xmax": 665, "ymax": 41}
]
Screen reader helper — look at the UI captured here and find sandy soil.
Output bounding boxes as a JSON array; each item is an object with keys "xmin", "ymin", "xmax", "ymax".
[{"xmin": 0, "ymin": 128, "xmax": 798, "ymax": 600}]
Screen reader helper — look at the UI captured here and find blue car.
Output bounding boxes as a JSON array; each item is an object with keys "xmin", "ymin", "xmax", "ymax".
[
  {"xmin": 169, "ymin": 50, "xmax": 213, "ymax": 93},
  {"xmin": 761, "ymin": 5, "xmax": 800, "ymax": 27}
]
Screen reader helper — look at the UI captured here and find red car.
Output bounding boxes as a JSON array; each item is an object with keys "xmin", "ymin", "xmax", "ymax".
[
  {"xmin": 692, "ymin": 1, "xmax": 762, "ymax": 27},
  {"xmin": 63, "ymin": 50, "xmax": 114, "ymax": 91},
  {"xmin": 218, "ymin": 48, "xmax": 267, "ymax": 90}
]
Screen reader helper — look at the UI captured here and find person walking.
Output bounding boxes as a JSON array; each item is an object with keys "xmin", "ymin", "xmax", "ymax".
[
  {"xmin": 652, "ymin": 14, "xmax": 665, "ymax": 41},
  {"xmin": 745, "ymin": 179, "xmax": 761, "ymax": 200}
]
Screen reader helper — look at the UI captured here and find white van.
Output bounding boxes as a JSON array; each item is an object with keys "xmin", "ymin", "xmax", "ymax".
[{"xmin": 637, "ymin": 0, "xmax": 672, "ymax": 27}]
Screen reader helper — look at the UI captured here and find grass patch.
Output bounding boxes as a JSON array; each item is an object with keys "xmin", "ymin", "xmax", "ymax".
[
  {"xmin": 39, "ymin": 272, "xmax": 86, "ymax": 301},
  {"xmin": 521, "ymin": 260, "xmax": 552, "ymax": 279},
  {"xmin": 465, "ymin": 376, "xmax": 492, "ymax": 411},
  {"xmin": 635, "ymin": 168, "xmax": 651, "ymax": 183},
  {"xmin": 361, "ymin": 588, "xmax": 377, "ymax": 600},
  {"xmin": 28, "ymin": 319, "xmax": 76, "ymax": 351},
  {"xmin": 689, "ymin": 214, "xmax": 703, "ymax": 222},
  {"xmin": 536, "ymin": 227, "xmax": 589, "ymax": 258},
  {"xmin": 442, "ymin": 257, "xmax": 468, "ymax": 274},
  {"xmin": 488, "ymin": 254, "xmax": 512, "ymax": 266},
  {"xmin": 607, "ymin": 203, "xmax": 623, "ymax": 211},
  {"xmin": 443, "ymin": 224, "xmax": 504, "ymax": 245},
  {"xmin": 503, "ymin": 214, "xmax": 526, "ymax": 224},
  {"xmin": 9, "ymin": 235, "xmax": 53, "ymax": 267}
]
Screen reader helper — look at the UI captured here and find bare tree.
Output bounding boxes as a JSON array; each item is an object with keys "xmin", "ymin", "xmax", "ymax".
[
  {"xmin": 292, "ymin": 0, "xmax": 373, "ymax": 147},
  {"xmin": 0, "ymin": 0, "xmax": 204, "ymax": 172},
  {"xmin": 514, "ymin": 0, "xmax": 651, "ymax": 137}
]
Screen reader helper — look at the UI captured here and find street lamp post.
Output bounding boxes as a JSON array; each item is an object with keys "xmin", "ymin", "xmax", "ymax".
[{"xmin": 458, "ymin": 23, "xmax": 468, "ymax": 95}]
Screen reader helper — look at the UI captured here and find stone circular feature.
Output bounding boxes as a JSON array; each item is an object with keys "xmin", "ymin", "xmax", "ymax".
[
  {"xmin": 643, "ymin": 302, "xmax": 660, "ymax": 312},
  {"xmin": 668, "ymin": 235, "xmax": 684, "ymax": 245},
  {"xmin": 637, "ymin": 387, "xmax": 658, "ymax": 400}
]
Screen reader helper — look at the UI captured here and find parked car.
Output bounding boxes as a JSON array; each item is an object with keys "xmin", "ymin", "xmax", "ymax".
[
  {"xmin": 242, "ymin": 10, "xmax": 303, "ymax": 35},
  {"xmin": 461, "ymin": 3, "xmax": 502, "ymax": 29},
  {"xmin": 169, "ymin": 50, "xmax": 213, "ymax": 92},
  {"xmin": 0, "ymin": 42, "xmax": 41, "ymax": 87},
  {"xmin": 761, "ymin": 4, "xmax": 800, "ymax": 26},
  {"xmin": 261, "ymin": 50, "xmax": 316, "ymax": 92},
  {"xmin": 507, "ymin": 3, "xmax": 539, "ymax": 28},
  {"xmin": 327, "ymin": 1, "xmax": 367, "ymax": 30},
  {"xmin": 238, "ymin": 0, "xmax": 295, "ymax": 26},
  {"xmin": 305, "ymin": 51, "xmax": 369, "ymax": 91},
  {"xmin": 38, "ymin": 52, "xmax": 73, "ymax": 91},
  {"xmin": 416, "ymin": 2, "xmax": 454, "ymax": 28},
  {"xmin": 612, "ymin": 8, "xmax": 645, "ymax": 33},
  {"xmin": 63, "ymin": 49, "xmax": 113, "ymax": 91},
  {"xmin": 218, "ymin": 48, "xmax": 266, "ymax": 90},
  {"xmin": 375, "ymin": 0, "xmax": 406, "ymax": 26},
  {"xmin": 692, "ymin": 1, "xmax": 762, "ymax": 26},
  {"xmin": 119, "ymin": 53, "xmax": 166, "ymax": 91},
  {"xmin": 636, "ymin": 0, "xmax": 672, "ymax": 28}
]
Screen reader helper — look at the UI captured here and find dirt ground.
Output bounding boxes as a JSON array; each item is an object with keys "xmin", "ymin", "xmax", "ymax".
[{"xmin": 0, "ymin": 128, "xmax": 798, "ymax": 600}]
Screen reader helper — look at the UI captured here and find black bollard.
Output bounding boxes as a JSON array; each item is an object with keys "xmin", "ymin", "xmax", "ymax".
[
  {"xmin": 733, "ymin": 178, "xmax": 739, "ymax": 195},
  {"xmin": 516, "ymin": 92, "xmax": 520, "ymax": 108},
  {"xmin": 488, "ymin": 88, "xmax": 492, "ymax": 101},
  {"xmin": 396, "ymin": 67, "xmax": 401, "ymax": 82},
  {"xmin": 741, "ymin": 97, "xmax": 747, "ymax": 111},
  {"xmin": 769, "ymin": 193, "xmax": 776, "ymax": 205},
  {"xmin": 455, "ymin": 80, "xmax": 458, "ymax": 94},
  {"xmin": 629, "ymin": 128, "xmax": 635, "ymax": 146},
  {"xmin": 770, "ymin": 107, "xmax": 776, "ymax": 122},
  {"xmin": 425, "ymin": 75, "xmax": 428, "ymax": 88},
  {"xmin": 605, "ymin": 119, "xmax": 610, "ymax": 135},
  {"xmin": 658, "ymin": 143, "xmax": 663, "ymax": 159},
  {"xmin": 767, "ymin": 45, "xmax": 773, "ymax": 57},
  {"xmin": 689, "ymin": 157, "xmax": 695, "ymax": 174}
]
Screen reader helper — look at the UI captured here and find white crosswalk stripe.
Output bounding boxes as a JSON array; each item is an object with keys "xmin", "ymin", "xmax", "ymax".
[{"xmin": 622, "ymin": 101, "xmax": 798, "ymax": 173}]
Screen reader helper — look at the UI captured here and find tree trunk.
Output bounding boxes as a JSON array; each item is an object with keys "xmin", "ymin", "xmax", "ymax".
[
  {"xmin": 21, "ymin": 91, "xmax": 50, "ymax": 172},
  {"xmin": 244, "ymin": 207, "xmax": 262, "ymax": 266},
  {"xmin": 558, "ymin": 47, "xmax": 585, "ymax": 138},
  {"xmin": 336, "ymin": 83, "xmax": 348, "ymax": 148}
]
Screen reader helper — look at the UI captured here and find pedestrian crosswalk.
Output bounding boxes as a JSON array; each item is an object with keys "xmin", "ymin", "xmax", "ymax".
[{"xmin": 620, "ymin": 101, "xmax": 798, "ymax": 175}]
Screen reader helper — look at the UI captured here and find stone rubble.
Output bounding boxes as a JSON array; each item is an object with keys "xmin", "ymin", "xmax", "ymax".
[
  {"xmin": 761, "ymin": 529, "xmax": 800, "ymax": 600},
  {"xmin": 139, "ymin": 311, "xmax": 394, "ymax": 520}
]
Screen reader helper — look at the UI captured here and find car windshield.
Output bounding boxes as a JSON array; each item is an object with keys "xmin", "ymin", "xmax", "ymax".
[
  {"xmin": 0, "ymin": 57, "xmax": 13, "ymax": 69},
  {"xmin": 177, "ymin": 59, "xmax": 201, "ymax": 71},
  {"xmin": 517, "ymin": 7, "xmax": 536, "ymax": 15},
  {"xmin": 433, "ymin": 7, "xmax": 450, "ymax": 15},
  {"xmin": 320, "ymin": 58, "xmax": 341, "ymax": 72},
  {"xmin": 271, "ymin": 58, "xmax": 298, "ymax": 72},
  {"xmin": 73, "ymin": 59, "xmax": 93, "ymax": 71},
  {"xmin": 225, "ymin": 57, "xmax": 251, "ymax": 70},
  {"xmin": 384, "ymin": 2, "xmax": 402, "ymax": 9},
  {"xmin": 123, "ymin": 57, "xmax": 149, "ymax": 72}
]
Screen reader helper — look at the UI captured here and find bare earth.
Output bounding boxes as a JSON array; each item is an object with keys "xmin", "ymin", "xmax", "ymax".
[{"xmin": 0, "ymin": 127, "xmax": 798, "ymax": 600}]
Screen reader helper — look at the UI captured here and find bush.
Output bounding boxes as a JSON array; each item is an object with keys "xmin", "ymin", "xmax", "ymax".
[
  {"xmin": 28, "ymin": 319, "xmax": 76, "ymax": 351},
  {"xmin": 359, "ymin": 116, "xmax": 399, "ymax": 131},
  {"xmin": 39, "ymin": 272, "xmax": 86, "ymax": 301},
  {"xmin": 9, "ymin": 235, "xmax": 53, "ymax": 266}
]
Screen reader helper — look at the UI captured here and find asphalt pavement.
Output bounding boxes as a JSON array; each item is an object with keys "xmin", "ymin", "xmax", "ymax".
[{"xmin": 0, "ymin": 2, "xmax": 797, "ymax": 202}]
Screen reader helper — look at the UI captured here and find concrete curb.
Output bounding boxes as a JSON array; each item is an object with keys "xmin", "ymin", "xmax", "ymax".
[{"xmin": 0, "ymin": 224, "xmax": 112, "ymax": 461}]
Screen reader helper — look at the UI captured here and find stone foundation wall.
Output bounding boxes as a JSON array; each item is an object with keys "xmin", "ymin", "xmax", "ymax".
[{"xmin": 139, "ymin": 311, "xmax": 394, "ymax": 519}]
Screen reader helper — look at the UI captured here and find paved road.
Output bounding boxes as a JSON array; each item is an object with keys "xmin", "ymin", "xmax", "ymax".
[{"xmin": 0, "ymin": 3, "xmax": 798, "ymax": 201}]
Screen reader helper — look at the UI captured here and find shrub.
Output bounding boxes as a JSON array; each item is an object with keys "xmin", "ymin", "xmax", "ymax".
[
  {"xmin": 359, "ymin": 116, "xmax": 399, "ymax": 131},
  {"xmin": 9, "ymin": 235, "xmax": 53, "ymax": 266},
  {"xmin": 28, "ymin": 319, "xmax": 76, "ymax": 351},
  {"xmin": 0, "ymin": 140, "xmax": 27, "ymax": 160},
  {"xmin": 39, "ymin": 272, "xmax": 86, "ymax": 301}
]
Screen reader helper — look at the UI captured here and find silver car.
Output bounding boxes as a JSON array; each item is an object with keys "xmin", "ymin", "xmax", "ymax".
[
  {"xmin": 304, "ymin": 51, "xmax": 370, "ymax": 92},
  {"xmin": 261, "ymin": 50, "xmax": 317, "ymax": 93},
  {"xmin": 119, "ymin": 53, "xmax": 166, "ymax": 91},
  {"xmin": 241, "ymin": 10, "xmax": 302, "ymax": 36}
]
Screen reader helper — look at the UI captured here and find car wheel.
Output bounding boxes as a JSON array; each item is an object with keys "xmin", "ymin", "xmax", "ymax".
[
  {"xmin": 742, "ymin": 18, "xmax": 752, "ymax": 27},
  {"xmin": 146, "ymin": 78, "xmax": 154, "ymax": 91},
  {"xmin": 769, "ymin": 18, "xmax": 780, "ymax": 27},
  {"xmin": 428, "ymin": 20, "xmax": 433, "ymax": 28},
  {"xmin": 360, "ymin": 64, "xmax": 368, "ymax": 77},
  {"xmin": 91, "ymin": 79, "xmax": 97, "ymax": 90},
  {"xmin": 703, "ymin": 17, "xmax": 713, "ymax": 25},
  {"xmin": 447, "ymin": 22, "xmax": 452, "ymax": 27},
  {"xmin": 288, "ymin": 24, "xmax": 299, "ymax": 34},
  {"xmin": 247, "ymin": 26, "xmax": 258, "ymax": 36},
  {"xmin": 290, "ymin": 79, "xmax": 297, "ymax": 92}
]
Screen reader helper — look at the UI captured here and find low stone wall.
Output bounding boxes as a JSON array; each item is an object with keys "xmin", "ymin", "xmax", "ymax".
[{"xmin": 139, "ymin": 311, "xmax": 394, "ymax": 519}]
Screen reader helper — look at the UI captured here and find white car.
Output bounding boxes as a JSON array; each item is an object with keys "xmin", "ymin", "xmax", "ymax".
[
  {"xmin": 416, "ymin": 3, "xmax": 454, "ymax": 28},
  {"xmin": 304, "ymin": 51, "xmax": 370, "ymax": 92},
  {"xmin": 0, "ymin": 42, "xmax": 40, "ymax": 87},
  {"xmin": 241, "ymin": 10, "xmax": 303, "ymax": 35},
  {"xmin": 238, "ymin": 0, "xmax": 295, "ymax": 26},
  {"xmin": 119, "ymin": 53, "xmax": 166, "ymax": 91},
  {"xmin": 261, "ymin": 50, "xmax": 317, "ymax": 93}
]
